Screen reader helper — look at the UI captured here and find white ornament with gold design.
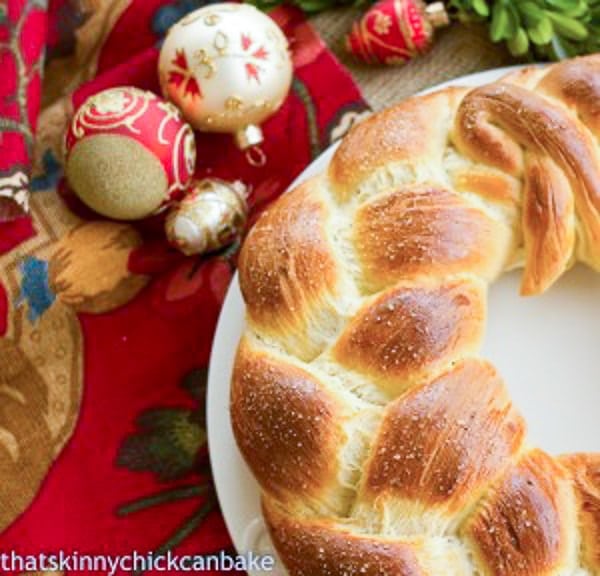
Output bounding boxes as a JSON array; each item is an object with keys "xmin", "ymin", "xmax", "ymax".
[{"xmin": 158, "ymin": 3, "xmax": 293, "ymax": 148}]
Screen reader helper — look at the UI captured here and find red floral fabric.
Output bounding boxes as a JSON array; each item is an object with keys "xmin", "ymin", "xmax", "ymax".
[
  {"xmin": 0, "ymin": 0, "xmax": 47, "ymax": 219},
  {"xmin": 0, "ymin": 1, "xmax": 368, "ymax": 574}
]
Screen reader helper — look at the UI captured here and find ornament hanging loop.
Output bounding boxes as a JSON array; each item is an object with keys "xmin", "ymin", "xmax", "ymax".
[
  {"xmin": 246, "ymin": 145, "xmax": 267, "ymax": 168},
  {"xmin": 235, "ymin": 124, "xmax": 267, "ymax": 167}
]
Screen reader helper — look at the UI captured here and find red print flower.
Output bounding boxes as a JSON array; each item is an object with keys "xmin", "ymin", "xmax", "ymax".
[
  {"xmin": 168, "ymin": 49, "xmax": 202, "ymax": 98},
  {"xmin": 241, "ymin": 34, "xmax": 252, "ymax": 51},
  {"xmin": 239, "ymin": 33, "xmax": 269, "ymax": 84},
  {"xmin": 245, "ymin": 62, "xmax": 260, "ymax": 83},
  {"xmin": 252, "ymin": 46, "xmax": 269, "ymax": 60}
]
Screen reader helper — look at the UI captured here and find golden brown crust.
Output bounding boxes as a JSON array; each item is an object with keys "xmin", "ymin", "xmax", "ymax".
[
  {"xmin": 238, "ymin": 176, "xmax": 340, "ymax": 357},
  {"xmin": 231, "ymin": 339, "xmax": 344, "ymax": 502},
  {"xmin": 559, "ymin": 453, "xmax": 600, "ymax": 572},
  {"xmin": 264, "ymin": 497, "xmax": 425, "ymax": 576},
  {"xmin": 455, "ymin": 80, "xmax": 600, "ymax": 269},
  {"xmin": 354, "ymin": 187, "xmax": 511, "ymax": 291},
  {"xmin": 454, "ymin": 84, "xmax": 524, "ymax": 176},
  {"xmin": 539, "ymin": 55, "xmax": 600, "ymax": 137},
  {"xmin": 463, "ymin": 450, "xmax": 573, "ymax": 576},
  {"xmin": 521, "ymin": 156, "xmax": 575, "ymax": 295},
  {"xmin": 333, "ymin": 280, "xmax": 485, "ymax": 395},
  {"xmin": 452, "ymin": 170, "xmax": 519, "ymax": 207},
  {"xmin": 361, "ymin": 360, "xmax": 525, "ymax": 513},
  {"xmin": 233, "ymin": 56, "xmax": 600, "ymax": 576},
  {"xmin": 329, "ymin": 88, "xmax": 466, "ymax": 201}
]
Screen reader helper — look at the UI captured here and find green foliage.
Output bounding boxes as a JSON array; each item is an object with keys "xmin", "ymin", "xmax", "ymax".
[
  {"xmin": 245, "ymin": 0, "xmax": 600, "ymax": 60},
  {"xmin": 449, "ymin": 0, "xmax": 600, "ymax": 60},
  {"xmin": 247, "ymin": 0, "xmax": 365, "ymax": 13}
]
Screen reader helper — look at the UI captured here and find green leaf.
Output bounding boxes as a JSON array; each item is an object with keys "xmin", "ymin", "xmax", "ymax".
[
  {"xmin": 545, "ymin": 0, "xmax": 583, "ymax": 10},
  {"xmin": 547, "ymin": 10, "xmax": 589, "ymax": 38},
  {"xmin": 505, "ymin": 2, "xmax": 522, "ymax": 36},
  {"xmin": 491, "ymin": 2, "xmax": 510, "ymax": 41},
  {"xmin": 563, "ymin": 0, "xmax": 589, "ymax": 17},
  {"xmin": 472, "ymin": 0, "xmax": 491, "ymax": 17},
  {"xmin": 507, "ymin": 26, "xmax": 531, "ymax": 55},
  {"xmin": 528, "ymin": 17, "xmax": 555, "ymax": 43},
  {"xmin": 519, "ymin": 1, "xmax": 546, "ymax": 25},
  {"xmin": 248, "ymin": 0, "xmax": 355, "ymax": 13},
  {"xmin": 545, "ymin": 0, "xmax": 589, "ymax": 16}
]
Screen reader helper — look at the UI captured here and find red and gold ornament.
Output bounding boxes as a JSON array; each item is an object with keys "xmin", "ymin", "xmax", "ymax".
[
  {"xmin": 65, "ymin": 86, "xmax": 196, "ymax": 220},
  {"xmin": 346, "ymin": 0, "xmax": 449, "ymax": 65}
]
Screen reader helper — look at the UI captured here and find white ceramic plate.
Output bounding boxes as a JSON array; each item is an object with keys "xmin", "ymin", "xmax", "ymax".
[{"xmin": 207, "ymin": 66, "xmax": 600, "ymax": 575}]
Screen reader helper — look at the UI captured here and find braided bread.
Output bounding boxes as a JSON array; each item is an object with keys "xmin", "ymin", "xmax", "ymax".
[{"xmin": 231, "ymin": 55, "xmax": 600, "ymax": 576}]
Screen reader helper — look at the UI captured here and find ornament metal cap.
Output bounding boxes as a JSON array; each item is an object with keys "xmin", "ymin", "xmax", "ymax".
[
  {"xmin": 425, "ymin": 1, "xmax": 449, "ymax": 28},
  {"xmin": 235, "ymin": 124, "xmax": 264, "ymax": 150}
]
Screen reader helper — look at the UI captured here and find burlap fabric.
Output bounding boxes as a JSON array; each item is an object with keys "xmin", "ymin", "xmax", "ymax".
[{"xmin": 312, "ymin": 9, "xmax": 513, "ymax": 109}]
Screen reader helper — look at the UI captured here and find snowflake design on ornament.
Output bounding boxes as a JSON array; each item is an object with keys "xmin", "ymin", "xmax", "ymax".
[
  {"xmin": 240, "ymin": 33, "xmax": 269, "ymax": 84},
  {"xmin": 92, "ymin": 89, "xmax": 132, "ymax": 114},
  {"xmin": 373, "ymin": 12, "xmax": 392, "ymax": 36},
  {"xmin": 169, "ymin": 49, "xmax": 202, "ymax": 98}
]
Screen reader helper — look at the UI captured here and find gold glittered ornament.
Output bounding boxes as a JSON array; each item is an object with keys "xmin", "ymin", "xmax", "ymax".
[
  {"xmin": 165, "ymin": 179, "xmax": 248, "ymax": 256},
  {"xmin": 65, "ymin": 87, "xmax": 196, "ymax": 220},
  {"xmin": 158, "ymin": 3, "xmax": 293, "ymax": 150}
]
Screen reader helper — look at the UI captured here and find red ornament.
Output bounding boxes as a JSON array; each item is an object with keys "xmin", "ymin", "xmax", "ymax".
[
  {"xmin": 65, "ymin": 87, "xmax": 196, "ymax": 220},
  {"xmin": 346, "ymin": 0, "xmax": 449, "ymax": 65}
]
